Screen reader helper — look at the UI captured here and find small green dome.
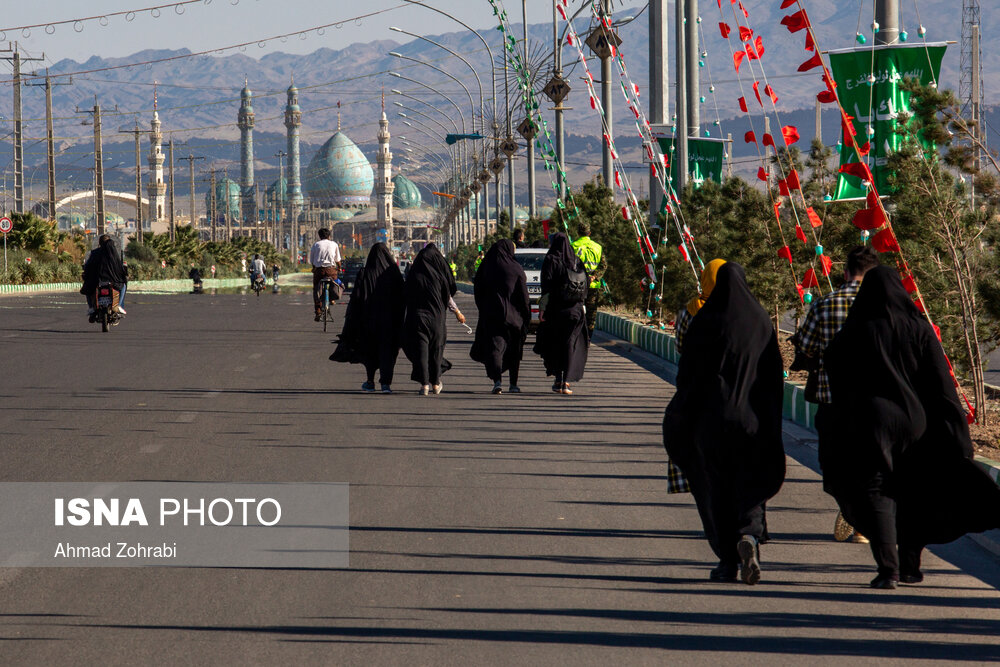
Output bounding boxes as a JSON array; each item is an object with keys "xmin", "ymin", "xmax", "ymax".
[
  {"xmin": 392, "ymin": 174, "xmax": 422, "ymax": 209},
  {"xmin": 320, "ymin": 208, "xmax": 356, "ymax": 223}
]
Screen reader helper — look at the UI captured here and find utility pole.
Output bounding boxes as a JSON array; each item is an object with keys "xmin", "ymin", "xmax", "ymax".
[
  {"xmin": 1, "ymin": 44, "xmax": 44, "ymax": 214},
  {"xmin": 686, "ymin": 0, "xmax": 700, "ymax": 137},
  {"xmin": 522, "ymin": 1, "xmax": 536, "ymax": 218},
  {"xmin": 648, "ymin": 0, "xmax": 669, "ymax": 224},
  {"xmin": 209, "ymin": 169, "xmax": 218, "ymax": 243},
  {"xmin": 600, "ymin": 0, "xmax": 614, "ymax": 189},
  {"xmin": 119, "ymin": 120, "xmax": 145, "ymax": 244},
  {"xmin": 168, "ymin": 139, "xmax": 176, "ymax": 241},
  {"xmin": 675, "ymin": 0, "xmax": 688, "ymax": 192},
  {"xmin": 962, "ymin": 1, "xmax": 984, "ymax": 172},
  {"xmin": 552, "ymin": 0, "xmax": 568, "ymax": 200},
  {"xmin": 875, "ymin": 0, "xmax": 900, "ymax": 45},
  {"xmin": 26, "ymin": 70, "xmax": 71, "ymax": 222},
  {"xmin": 274, "ymin": 150, "xmax": 286, "ymax": 254},
  {"xmin": 77, "ymin": 99, "xmax": 110, "ymax": 238},
  {"xmin": 815, "ymin": 98, "xmax": 822, "ymax": 142},
  {"xmin": 179, "ymin": 154, "xmax": 204, "ymax": 238}
]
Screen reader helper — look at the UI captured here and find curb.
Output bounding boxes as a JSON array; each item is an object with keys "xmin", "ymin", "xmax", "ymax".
[
  {"xmin": 0, "ymin": 278, "xmax": 248, "ymax": 295},
  {"xmin": 595, "ymin": 310, "xmax": 1000, "ymax": 487}
]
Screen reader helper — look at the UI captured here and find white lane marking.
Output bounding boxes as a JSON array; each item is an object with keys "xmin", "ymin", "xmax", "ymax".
[
  {"xmin": 141, "ymin": 444, "xmax": 163, "ymax": 454},
  {"xmin": 174, "ymin": 412, "xmax": 197, "ymax": 423},
  {"xmin": 202, "ymin": 390, "xmax": 221, "ymax": 399}
]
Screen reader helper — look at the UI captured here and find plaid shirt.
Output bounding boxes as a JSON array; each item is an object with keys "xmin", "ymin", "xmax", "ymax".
[
  {"xmin": 675, "ymin": 307, "xmax": 694, "ymax": 355},
  {"xmin": 795, "ymin": 280, "xmax": 861, "ymax": 403}
]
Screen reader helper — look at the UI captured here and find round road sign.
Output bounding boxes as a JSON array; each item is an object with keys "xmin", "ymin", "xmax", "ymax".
[{"xmin": 0, "ymin": 216, "xmax": 12, "ymax": 234}]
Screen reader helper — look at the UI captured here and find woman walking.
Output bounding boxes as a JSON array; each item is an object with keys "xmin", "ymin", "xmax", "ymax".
[
  {"xmin": 662, "ymin": 262, "xmax": 785, "ymax": 585},
  {"xmin": 403, "ymin": 243, "xmax": 465, "ymax": 395},
  {"xmin": 824, "ymin": 266, "xmax": 1000, "ymax": 589},
  {"xmin": 533, "ymin": 232, "xmax": 589, "ymax": 394},
  {"xmin": 470, "ymin": 239, "xmax": 531, "ymax": 394},
  {"xmin": 329, "ymin": 243, "xmax": 405, "ymax": 394}
]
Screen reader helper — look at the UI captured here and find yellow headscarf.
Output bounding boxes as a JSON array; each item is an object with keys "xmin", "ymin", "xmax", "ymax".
[{"xmin": 686, "ymin": 258, "xmax": 727, "ymax": 316}]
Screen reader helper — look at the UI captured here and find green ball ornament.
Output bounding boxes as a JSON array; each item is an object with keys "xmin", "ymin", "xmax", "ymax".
[
  {"xmin": 704, "ymin": 130, "xmax": 711, "ymax": 137},
  {"xmin": 804, "ymin": 292, "xmax": 813, "ymax": 305},
  {"xmin": 698, "ymin": 60, "xmax": 705, "ymax": 68},
  {"xmin": 649, "ymin": 283, "xmax": 656, "ymax": 290},
  {"xmin": 815, "ymin": 245, "xmax": 824, "ymax": 256},
  {"xmin": 856, "ymin": 33, "xmax": 866, "ymax": 44},
  {"xmin": 900, "ymin": 31, "xmax": 908, "ymax": 42},
  {"xmin": 646, "ymin": 310, "xmax": 653, "ymax": 317},
  {"xmin": 699, "ymin": 96, "xmax": 706, "ymax": 103}
]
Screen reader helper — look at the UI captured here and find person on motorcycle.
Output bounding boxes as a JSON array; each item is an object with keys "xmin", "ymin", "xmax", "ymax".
[
  {"xmin": 250, "ymin": 254, "xmax": 267, "ymax": 288},
  {"xmin": 272, "ymin": 264, "xmax": 280, "ymax": 283},
  {"xmin": 81, "ymin": 234, "xmax": 128, "ymax": 321}
]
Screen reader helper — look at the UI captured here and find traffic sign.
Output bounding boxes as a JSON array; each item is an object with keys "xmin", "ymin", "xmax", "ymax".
[
  {"xmin": 585, "ymin": 26, "xmax": 621, "ymax": 60},
  {"xmin": 516, "ymin": 118, "xmax": 537, "ymax": 142},
  {"xmin": 500, "ymin": 137, "xmax": 519, "ymax": 157},
  {"xmin": 0, "ymin": 216, "xmax": 12, "ymax": 234},
  {"xmin": 542, "ymin": 75, "xmax": 571, "ymax": 105}
]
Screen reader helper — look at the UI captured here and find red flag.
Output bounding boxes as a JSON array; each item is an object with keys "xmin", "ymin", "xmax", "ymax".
[
  {"xmin": 805, "ymin": 31, "xmax": 817, "ymax": 52},
  {"xmin": 852, "ymin": 207, "xmax": 887, "ymax": 230},
  {"xmin": 733, "ymin": 50, "xmax": 746, "ymax": 72},
  {"xmin": 762, "ymin": 133, "xmax": 775, "ymax": 147},
  {"xmin": 798, "ymin": 52, "xmax": 823, "ymax": 72},
  {"xmin": 757, "ymin": 167, "xmax": 768, "ymax": 182},
  {"xmin": 719, "ymin": 22, "xmax": 731, "ymax": 38},
  {"xmin": 753, "ymin": 81, "xmax": 763, "ymax": 106},
  {"xmin": 795, "ymin": 224, "xmax": 808, "ymax": 244},
  {"xmin": 817, "ymin": 90, "xmax": 837, "ymax": 104},
  {"xmin": 542, "ymin": 219, "xmax": 551, "ymax": 239},
  {"xmin": 819, "ymin": 254, "xmax": 833, "ymax": 276},
  {"xmin": 777, "ymin": 245, "xmax": 793, "ymax": 263},
  {"xmin": 872, "ymin": 228, "xmax": 900, "ymax": 253},
  {"xmin": 764, "ymin": 84, "xmax": 779, "ymax": 104},
  {"xmin": 738, "ymin": 1, "xmax": 749, "ymax": 18},
  {"xmin": 840, "ymin": 162, "xmax": 872, "ymax": 182},
  {"xmin": 738, "ymin": 97, "xmax": 748, "ymax": 112},
  {"xmin": 796, "ymin": 283, "xmax": 805, "ymax": 303},
  {"xmin": 782, "ymin": 125, "xmax": 800, "ymax": 146},
  {"xmin": 781, "ymin": 10, "xmax": 810, "ymax": 33},
  {"xmin": 752, "ymin": 35, "xmax": 765, "ymax": 58},
  {"xmin": 866, "ymin": 189, "xmax": 881, "ymax": 209},
  {"xmin": 780, "ymin": 0, "xmax": 797, "ymax": 7},
  {"xmin": 739, "ymin": 26, "xmax": 753, "ymax": 41},
  {"xmin": 901, "ymin": 273, "xmax": 917, "ymax": 294},
  {"xmin": 773, "ymin": 201, "xmax": 782, "ymax": 222},
  {"xmin": 915, "ymin": 297, "xmax": 926, "ymax": 314},
  {"xmin": 778, "ymin": 178, "xmax": 791, "ymax": 196},
  {"xmin": 806, "ymin": 207, "xmax": 823, "ymax": 228},
  {"xmin": 801, "ymin": 267, "xmax": 819, "ymax": 288},
  {"xmin": 785, "ymin": 170, "xmax": 801, "ymax": 190},
  {"xmin": 744, "ymin": 131, "xmax": 757, "ymax": 144},
  {"xmin": 678, "ymin": 244, "xmax": 689, "ymax": 262}
]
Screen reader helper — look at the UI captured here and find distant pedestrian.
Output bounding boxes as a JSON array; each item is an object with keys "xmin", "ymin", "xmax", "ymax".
[
  {"xmin": 473, "ymin": 250, "xmax": 485, "ymax": 273},
  {"xmin": 512, "ymin": 227, "xmax": 527, "ymax": 248},
  {"xmin": 533, "ymin": 232, "xmax": 589, "ymax": 395},
  {"xmin": 571, "ymin": 222, "xmax": 607, "ymax": 340},
  {"xmin": 403, "ymin": 243, "xmax": 465, "ymax": 396},
  {"xmin": 824, "ymin": 266, "xmax": 1000, "ymax": 589},
  {"xmin": 330, "ymin": 243, "xmax": 405, "ymax": 394},
  {"xmin": 792, "ymin": 246, "xmax": 880, "ymax": 545},
  {"xmin": 470, "ymin": 239, "xmax": 531, "ymax": 394},
  {"xmin": 662, "ymin": 262, "xmax": 785, "ymax": 585}
]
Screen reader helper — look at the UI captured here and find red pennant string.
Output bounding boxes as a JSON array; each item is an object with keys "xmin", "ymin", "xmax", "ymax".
[
  {"xmin": 733, "ymin": 50, "xmax": 746, "ymax": 72},
  {"xmin": 644, "ymin": 236, "xmax": 655, "ymax": 255},
  {"xmin": 819, "ymin": 254, "xmax": 833, "ymax": 276},
  {"xmin": 739, "ymin": 26, "xmax": 753, "ymax": 41},
  {"xmin": 802, "ymin": 267, "xmax": 819, "ymax": 288},
  {"xmin": 901, "ymin": 273, "xmax": 917, "ymax": 293},
  {"xmin": 751, "ymin": 35, "xmax": 765, "ymax": 59},
  {"xmin": 781, "ymin": 10, "xmax": 810, "ymax": 33},
  {"xmin": 817, "ymin": 90, "xmax": 837, "ymax": 104},
  {"xmin": 719, "ymin": 22, "xmax": 731, "ymax": 38},
  {"xmin": 777, "ymin": 246, "xmax": 793, "ymax": 263},
  {"xmin": 852, "ymin": 207, "xmax": 887, "ymax": 230},
  {"xmin": 798, "ymin": 52, "xmax": 823, "ymax": 72},
  {"xmin": 678, "ymin": 244, "xmax": 689, "ymax": 262},
  {"xmin": 805, "ymin": 31, "xmax": 817, "ymax": 52},
  {"xmin": 753, "ymin": 81, "xmax": 763, "ymax": 106},
  {"xmin": 915, "ymin": 297, "xmax": 926, "ymax": 313},
  {"xmin": 780, "ymin": 0, "xmax": 797, "ymax": 7},
  {"xmin": 795, "ymin": 225, "xmax": 808, "ymax": 244},
  {"xmin": 738, "ymin": 1, "xmax": 749, "ymax": 18},
  {"xmin": 738, "ymin": 97, "xmax": 748, "ymax": 112},
  {"xmin": 785, "ymin": 170, "xmax": 801, "ymax": 190},
  {"xmin": 796, "ymin": 283, "xmax": 805, "ymax": 303},
  {"xmin": 773, "ymin": 202, "xmax": 782, "ymax": 222},
  {"xmin": 806, "ymin": 207, "xmax": 823, "ymax": 228},
  {"xmin": 823, "ymin": 71, "xmax": 837, "ymax": 93},
  {"xmin": 778, "ymin": 178, "xmax": 791, "ymax": 197},
  {"xmin": 757, "ymin": 167, "xmax": 768, "ymax": 182},
  {"xmin": 762, "ymin": 133, "xmax": 775, "ymax": 148},
  {"xmin": 840, "ymin": 162, "xmax": 872, "ymax": 183},
  {"xmin": 744, "ymin": 131, "xmax": 757, "ymax": 144},
  {"xmin": 872, "ymin": 228, "xmax": 900, "ymax": 253},
  {"xmin": 764, "ymin": 84, "xmax": 779, "ymax": 104},
  {"xmin": 857, "ymin": 141, "xmax": 871, "ymax": 156},
  {"xmin": 866, "ymin": 189, "xmax": 880, "ymax": 209},
  {"xmin": 621, "ymin": 206, "xmax": 631, "ymax": 221},
  {"xmin": 782, "ymin": 125, "xmax": 801, "ymax": 146}
]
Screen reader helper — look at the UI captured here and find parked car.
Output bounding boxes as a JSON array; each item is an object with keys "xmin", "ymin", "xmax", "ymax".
[
  {"xmin": 514, "ymin": 247, "xmax": 547, "ymax": 331},
  {"xmin": 341, "ymin": 259, "xmax": 365, "ymax": 290}
]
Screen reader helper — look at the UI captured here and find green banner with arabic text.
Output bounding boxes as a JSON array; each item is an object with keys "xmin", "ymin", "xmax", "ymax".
[{"xmin": 657, "ymin": 136, "xmax": 726, "ymax": 190}]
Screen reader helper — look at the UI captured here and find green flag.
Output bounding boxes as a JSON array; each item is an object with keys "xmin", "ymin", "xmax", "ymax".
[
  {"xmin": 656, "ymin": 136, "xmax": 726, "ymax": 189},
  {"xmin": 829, "ymin": 43, "xmax": 947, "ymax": 200}
]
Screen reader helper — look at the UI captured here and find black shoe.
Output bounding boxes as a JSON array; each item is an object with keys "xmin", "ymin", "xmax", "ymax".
[
  {"xmin": 491, "ymin": 381, "xmax": 503, "ymax": 394},
  {"xmin": 900, "ymin": 571, "xmax": 923, "ymax": 584},
  {"xmin": 737, "ymin": 535, "xmax": 761, "ymax": 585},
  {"xmin": 88, "ymin": 313, "xmax": 97, "ymax": 323},
  {"xmin": 314, "ymin": 314, "xmax": 322, "ymax": 322},
  {"xmin": 870, "ymin": 574, "xmax": 899, "ymax": 589},
  {"xmin": 709, "ymin": 562, "xmax": 738, "ymax": 582}
]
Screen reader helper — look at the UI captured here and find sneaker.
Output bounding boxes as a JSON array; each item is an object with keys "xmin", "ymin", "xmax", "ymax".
[
  {"xmin": 116, "ymin": 306, "xmax": 127, "ymax": 315},
  {"xmin": 870, "ymin": 574, "xmax": 899, "ymax": 589},
  {"xmin": 899, "ymin": 571, "xmax": 924, "ymax": 584},
  {"xmin": 492, "ymin": 381, "xmax": 503, "ymax": 394},
  {"xmin": 432, "ymin": 383, "xmax": 443, "ymax": 394},
  {"xmin": 361, "ymin": 381, "xmax": 375, "ymax": 393},
  {"xmin": 419, "ymin": 385, "xmax": 430, "ymax": 396},
  {"xmin": 834, "ymin": 511, "xmax": 854, "ymax": 542},
  {"xmin": 552, "ymin": 380, "xmax": 561, "ymax": 393},
  {"xmin": 381, "ymin": 384, "xmax": 392, "ymax": 394},
  {"xmin": 737, "ymin": 535, "xmax": 761, "ymax": 585},
  {"xmin": 508, "ymin": 386, "xmax": 521, "ymax": 394},
  {"xmin": 314, "ymin": 314, "xmax": 322, "ymax": 322},
  {"xmin": 850, "ymin": 532, "xmax": 870, "ymax": 544},
  {"xmin": 709, "ymin": 562, "xmax": 738, "ymax": 582},
  {"xmin": 560, "ymin": 383, "xmax": 573, "ymax": 395}
]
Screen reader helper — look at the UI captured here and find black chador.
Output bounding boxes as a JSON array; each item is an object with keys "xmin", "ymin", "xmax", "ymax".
[
  {"xmin": 533, "ymin": 232, "xmax": 589, "ymax": 393},
  {"xmin": 825, "ymin": 265, "xmax": 1000, "ymax": 588},
  {"xmin": 662, "ymin": 262, "xmax": 785, "ymax": 584},
  {"xmin": 470, "ymin": 239, "xmax": 531, "ymax": 393},
  {"xmin": 330, "ymin": 243, "xmax": 404, "ymax": 389},
  {"xmin": 402, "ymin": 243, "xmax": 458, "ymax": 388}
]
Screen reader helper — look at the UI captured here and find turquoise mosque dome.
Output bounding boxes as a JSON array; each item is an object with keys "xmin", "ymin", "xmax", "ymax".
[
  {"xmin": 204, "ymin": 177, "xmax": 241, "ymax": 220},
  {"xmin": 320, "ymin": 208, "xmax": 356, "ymax": 223},
  {"xmin": 392, "ymin": 174, "xmax": 422, "ymax": 209},
  {"xmin": 303, "ymin": 132, "xmax": 374, "ymax": 208}
]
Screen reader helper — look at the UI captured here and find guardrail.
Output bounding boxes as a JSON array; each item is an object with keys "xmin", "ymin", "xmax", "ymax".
[
  {"xmin": 0, "ymin": 278, "xmax": 248, "ymax": 295},
  {"xmin": 595, "ymin": 310, "xmax": 999, "ymax": 485}
]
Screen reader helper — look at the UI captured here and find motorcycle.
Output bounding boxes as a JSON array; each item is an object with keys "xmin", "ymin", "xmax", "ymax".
[
  {"xmin": 93, "ymin": 283, "xmax": 121, "ymax": 333},
  {"xmin": 250, "ymin": 272, "xmax": 266, "ymax": 297}
]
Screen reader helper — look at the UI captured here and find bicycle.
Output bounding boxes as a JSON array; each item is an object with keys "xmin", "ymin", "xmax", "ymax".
[{"xmin": 318, "ymin": 277, "xmax": 335, "ymax": 332}]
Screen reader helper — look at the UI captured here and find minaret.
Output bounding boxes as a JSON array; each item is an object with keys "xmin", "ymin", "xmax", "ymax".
[
  {"xmin": 376, "ymin": 92, "xmax": 395, "ymax": 248},
  {"xmin": 147, "ymin": 86, "xmax": 166, "ymax": 225},
  {"xmin": 238, "ymin": 79, "xmax": 256, "ymax": 230},
  {"xmin": 284, "ymin": 80, "xmax": 304, "ymax": 222}
]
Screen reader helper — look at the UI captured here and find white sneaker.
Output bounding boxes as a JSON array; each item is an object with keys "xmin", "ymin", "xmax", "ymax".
[
  {"xmin": 116, "ymin": 306, "xmax": 127, "ymax": 315},
  {"xmin": 419, "ymin": 385, "xmax": 430, "ymax": 396},
  {"xmin": 432, "ymin": 383, "xmax": 443, "ymax": 394}
]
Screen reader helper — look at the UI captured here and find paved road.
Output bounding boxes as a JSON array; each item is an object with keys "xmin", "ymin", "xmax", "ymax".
[{"xmin": 1, "ymin": 288, "xmax": 999, "ymax": 665}]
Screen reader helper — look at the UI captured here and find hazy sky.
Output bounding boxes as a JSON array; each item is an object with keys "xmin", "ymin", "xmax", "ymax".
[{"xmin": 1, "ymin": 0, "xmax": 646, "ymax": 65}]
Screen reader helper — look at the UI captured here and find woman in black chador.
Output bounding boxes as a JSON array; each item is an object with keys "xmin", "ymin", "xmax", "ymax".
[
  {"xmin": 662, "ymin": 262, "xmax": 785, "ymax": 585},
  {"xmin": 533, "ymin": 232, "xmax": 589, "ymax": 394},
  {"xmin": 81, "ymin": 234, "xmax": 128, "ymax": 320},
  {"xmin": 825, "ymin": 265, "xmax": 1000, "ymax": 589},
  {"xmin": 330, "ymin": 243, "xmax": 405, "ymax": 394},
  {"xmin": 402, "ymin": 243, "xmax": 464, "ymax": 395},
  {"xmin": 470, "ymin": 239, "xmax": 531, "ymax": 394}
]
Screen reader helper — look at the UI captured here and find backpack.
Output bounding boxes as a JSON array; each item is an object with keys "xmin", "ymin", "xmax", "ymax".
[{"xmin": 560, "ymin": 265, "xmax": 588, "ymax": 304}]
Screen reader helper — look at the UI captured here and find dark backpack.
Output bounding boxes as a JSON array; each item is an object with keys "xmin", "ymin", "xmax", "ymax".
[{"xmin": 560, "ymin": 265, "xmax": 588, "ymax": 304}]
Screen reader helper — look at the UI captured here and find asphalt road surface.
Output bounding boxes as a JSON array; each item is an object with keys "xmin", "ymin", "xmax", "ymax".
[{"xmin": 1, "ymin": 288, "xmax": 999, "ymax": 665}]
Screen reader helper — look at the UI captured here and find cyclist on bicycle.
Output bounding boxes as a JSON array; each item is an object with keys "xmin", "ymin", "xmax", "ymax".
[
  {"xmin": 249, "ymin": 254, "xmax": 267, "ymax": 289},
  {"xmin": 309, "ymin": 228, "xmax": 342, "ymax": 321}
]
